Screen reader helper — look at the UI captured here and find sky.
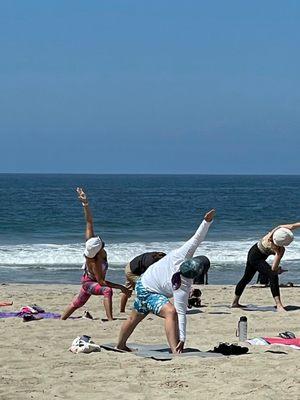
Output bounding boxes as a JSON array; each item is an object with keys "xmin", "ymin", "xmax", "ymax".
[{"xmin": 0, "ymin": 1, "xmax": 299, "ymax": 174}]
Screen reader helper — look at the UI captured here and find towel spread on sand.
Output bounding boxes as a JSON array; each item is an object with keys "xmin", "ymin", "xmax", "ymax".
[
  {"xmin": 247, "ymin": 337, "xmax": 300, "ymax": 349},
  {"xmin": 0, "ymin": 311, "xmax": 62, "ymax": 319}
]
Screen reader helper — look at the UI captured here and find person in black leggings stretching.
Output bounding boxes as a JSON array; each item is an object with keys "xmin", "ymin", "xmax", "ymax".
[{"xmin": 232, "ymin": 222, "xmax": 300, "ymax": 312}]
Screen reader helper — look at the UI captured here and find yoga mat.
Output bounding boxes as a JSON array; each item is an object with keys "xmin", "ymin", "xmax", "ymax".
[
  {"xmin": 212, "ymin": 304, "xmax": 232, "ymax": 309},
  {"xmin": 242, "ymin": 305, "xmax": 300, "ymax": 312},
  {"xmin": 213, "ymin": 304, "xmax": 300, "ymax": 312},
  {"xmin": 101, "ymin": 343, "xmax": 224, "ymax": 360},
  {"xmin": 0, "ymin": 312, "xmax": 79, "ymax": 319},
  {"xmin": 186, "ymin": 309, "xmax": 203, "ymax": 314}
]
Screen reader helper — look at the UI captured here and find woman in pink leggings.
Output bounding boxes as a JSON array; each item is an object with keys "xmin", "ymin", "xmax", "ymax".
[{"xmin": 61, "ymin": 188, "xmax": 130, "ymax": 321}]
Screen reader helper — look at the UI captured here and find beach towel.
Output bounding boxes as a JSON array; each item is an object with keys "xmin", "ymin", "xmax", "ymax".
[
  {"xmin": 264, "ymin": 337, "xmax": 300, "ymax": 348},
  {"xmin": 247, "ymin": 337, "xmax": 300, "ymax": 350}
]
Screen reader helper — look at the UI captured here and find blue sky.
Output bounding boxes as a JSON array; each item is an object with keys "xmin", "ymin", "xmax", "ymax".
[{"xmin": 0, "ymin": 1, "xmax": 299, "ymax": 174}]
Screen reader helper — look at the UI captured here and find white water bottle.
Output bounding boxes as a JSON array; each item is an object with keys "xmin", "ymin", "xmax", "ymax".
[{"xmin": 237, "ymin": 316, "xmax": 248, "ymax": 341}]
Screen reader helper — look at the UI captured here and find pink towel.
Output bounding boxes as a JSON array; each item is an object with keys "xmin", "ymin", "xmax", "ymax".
[{"xmin": 264, "ymin": 337, "xmax": 300, "ymax": 347}]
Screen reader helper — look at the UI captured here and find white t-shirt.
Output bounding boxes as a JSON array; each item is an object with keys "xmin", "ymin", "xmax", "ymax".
[{"xmin": 141, "ymin": 219, "xmax": 212, "ymax": 341}]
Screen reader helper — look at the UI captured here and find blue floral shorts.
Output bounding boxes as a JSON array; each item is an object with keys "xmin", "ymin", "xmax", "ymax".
[{"xmin": 134, "ymin": 279, "xmax": 169, "ymax": 315}]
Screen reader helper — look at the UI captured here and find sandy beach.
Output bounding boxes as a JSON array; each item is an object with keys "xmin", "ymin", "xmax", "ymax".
[{"xmin": 0, "ymin": 283, "xmax": 299, "ymax": 400}]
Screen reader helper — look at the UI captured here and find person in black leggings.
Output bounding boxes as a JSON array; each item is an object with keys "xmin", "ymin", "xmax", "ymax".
[{"xmin": 232, "ymin": 222, "xmax": 300, "ymax": 312}]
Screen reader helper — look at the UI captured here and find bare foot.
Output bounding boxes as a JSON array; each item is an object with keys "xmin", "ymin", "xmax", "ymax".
[
  {"xmin": 115, "ymin": 345, "xmax": 135, "ymax": 352},
  {"xmin": 231, "ymin": 303, "xmax": 247, "ymax": 308},
  {"xmin": 276, "ymin": 305, "xmax": 287, "ymax": 312},
  {"xmin": 0, "ymin": 301, "xmax": 13, "ymax": 306}
]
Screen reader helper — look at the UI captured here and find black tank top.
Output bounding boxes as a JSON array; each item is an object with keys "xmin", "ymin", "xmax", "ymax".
[{"xmin": 129, "ymin": 252, "xmax": 159, "ymax": 275}]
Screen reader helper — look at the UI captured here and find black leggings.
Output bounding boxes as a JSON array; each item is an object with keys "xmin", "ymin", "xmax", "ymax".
[{"xmin": 235, "ymin": 244, "xmax": 280, "ymax": 298}]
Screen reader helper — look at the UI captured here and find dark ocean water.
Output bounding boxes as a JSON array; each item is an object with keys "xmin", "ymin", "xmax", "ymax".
[{"xmin": 1, "ymin": 174, "xmax": 299, "ymax": 284}]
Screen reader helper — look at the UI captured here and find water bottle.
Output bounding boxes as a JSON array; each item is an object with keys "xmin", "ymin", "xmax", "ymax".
[{"xmin": 237, "ymin": 316, "xmax": 248, "ymax": 341}]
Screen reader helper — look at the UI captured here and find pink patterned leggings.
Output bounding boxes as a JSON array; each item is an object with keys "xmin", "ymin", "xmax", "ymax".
[{"xmin": 71, "ymin": 274, "xmax": 113, "ymax": 309}]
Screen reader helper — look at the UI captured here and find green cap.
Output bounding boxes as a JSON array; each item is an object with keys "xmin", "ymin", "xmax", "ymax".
[{"xmin": 180, "ymin": 256, "xmax": 209, "ymax": 279}]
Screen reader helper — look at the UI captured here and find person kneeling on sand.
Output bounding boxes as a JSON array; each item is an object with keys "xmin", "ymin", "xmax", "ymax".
[
  {"xmin": 61, "ymin": 188, "xmax": 131, "ymax": 321},
  {"xmin": 116, "ymin": 209, "xmax": 215, "ymax": 354},
  {"xmin": 120, "ymin": 251, "xmax": 166, "ymax": 312}
]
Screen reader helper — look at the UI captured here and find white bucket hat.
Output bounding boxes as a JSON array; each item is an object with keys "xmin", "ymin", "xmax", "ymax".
[
  {"xmin": 84, "ymin": 236, "xmax": 104, "ymax": 258},
  {"xmin": 273, "ymin": 228, "xmax": 294, "ymax": 247}
]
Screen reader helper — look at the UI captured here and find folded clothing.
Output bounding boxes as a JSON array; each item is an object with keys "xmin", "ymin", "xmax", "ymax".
[
  {"xmin": 23, "ymin": 313, "xmax": 44, "ymax": 322},
  {"xmin": 210, "ymin": 343, "xmax": 249, "ymax": 356},
  {"xmin": 20, "ymin": 306, "xmax": 38, "ymax": 314},
  {"xmin": 20, "ymin": 304, "xmax": 45, "ymax": 315}
]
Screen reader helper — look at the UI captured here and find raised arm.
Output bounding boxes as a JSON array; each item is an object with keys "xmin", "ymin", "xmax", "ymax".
[
  {"xmin": 279, "ymin": 222, "xmax": 300, "ymax": 231},
  {"xmin": 77, "ymin": 187, "xmax": 95, "ymax": 240},
  {"xmin": 266, "ymin": 222, "xmax": 300, "ymax": 244},
  {"xmin": 173, "ymin": 209, "xmax": 216, "ymax": 261},
  {"xmin": 268, "ymin": 222, "xmax": 300, "ymax": 237}
]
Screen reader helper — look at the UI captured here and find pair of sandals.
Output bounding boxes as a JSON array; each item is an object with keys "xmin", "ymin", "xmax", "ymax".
[
  {"xmin": 278, "ymin": 331, "xmax": 296, "ymax": 339},
  {"xmin": 211, "ymin": 342, "xmax": 249, "ymax": 356}
]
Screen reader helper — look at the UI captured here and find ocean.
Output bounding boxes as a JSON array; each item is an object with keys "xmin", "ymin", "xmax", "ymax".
[{"xmin": 1, "ymin": 174, "xmax": 299, "ymax": 285}]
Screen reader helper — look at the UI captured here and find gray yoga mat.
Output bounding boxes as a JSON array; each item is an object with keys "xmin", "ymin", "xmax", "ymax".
[
  {"xmin": 100, "ymin": 343, "xmax": 224, "ymax": 360},
  {"xmin": 242, "ymin": 304, "xmax": 300, "ymax": 312},
  {"xmin": 213, "ymin": 304, "xmax": 300, "ymax": 312}
]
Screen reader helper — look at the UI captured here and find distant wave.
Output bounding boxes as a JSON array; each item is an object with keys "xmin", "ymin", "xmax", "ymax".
[{"xmin": 0, "ymin": 240, "xmax": 299, "ymax": 269}]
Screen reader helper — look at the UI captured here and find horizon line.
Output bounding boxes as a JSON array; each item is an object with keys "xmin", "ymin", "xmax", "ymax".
[{"xmin": 1, "ymin": 172, "xmax": 300, "ymax": 176}]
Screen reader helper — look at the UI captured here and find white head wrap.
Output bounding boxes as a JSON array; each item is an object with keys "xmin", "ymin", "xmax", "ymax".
[
  {"xmin": 273, "ymin": 228, "xmax": 294, "ymax": 247},
  {"xmin": 84, "ymin": 236, "xmax": 104, "ymax": 258}
]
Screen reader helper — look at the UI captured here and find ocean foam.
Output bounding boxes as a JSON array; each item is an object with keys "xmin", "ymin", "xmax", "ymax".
[{"xmin": 1, "ymin": 240, "xmax": 300, "ymax": 269}]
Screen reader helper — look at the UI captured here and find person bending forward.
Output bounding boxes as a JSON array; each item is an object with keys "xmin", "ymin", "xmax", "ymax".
[
  {"xmin": 116, "ymin": 209, "xmax": 215, "ymax": 354},
  {"xmin": 120, "ymin": 251, "xmax": 166, "ymax": 312},
  {"xmin": 232, "ymin": 222, "xmax": 300, "ymax": 311}
]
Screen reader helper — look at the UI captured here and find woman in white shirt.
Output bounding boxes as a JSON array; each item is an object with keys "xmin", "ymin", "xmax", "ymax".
[{"xmin": 116, "ymin": 209, "xmax": 215, "ymax": 354}]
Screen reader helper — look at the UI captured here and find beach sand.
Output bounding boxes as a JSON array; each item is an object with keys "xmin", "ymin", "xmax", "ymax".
[{"xmin": 0, "ymin": 284, "xmax": 299, "ymax": 400}]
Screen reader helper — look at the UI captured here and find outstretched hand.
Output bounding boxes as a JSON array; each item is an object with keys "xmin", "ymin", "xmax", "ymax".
[
  {"xmin": 204, "ymin": 209, "xmax": 216, "ymax": 222},
  {"xmin": 77, "ymin": 187, "xmax": 88, "ymax": 205},
  {"xmin": 175, "ymin": 341, "xmax": 184, "ymax": 354}
]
